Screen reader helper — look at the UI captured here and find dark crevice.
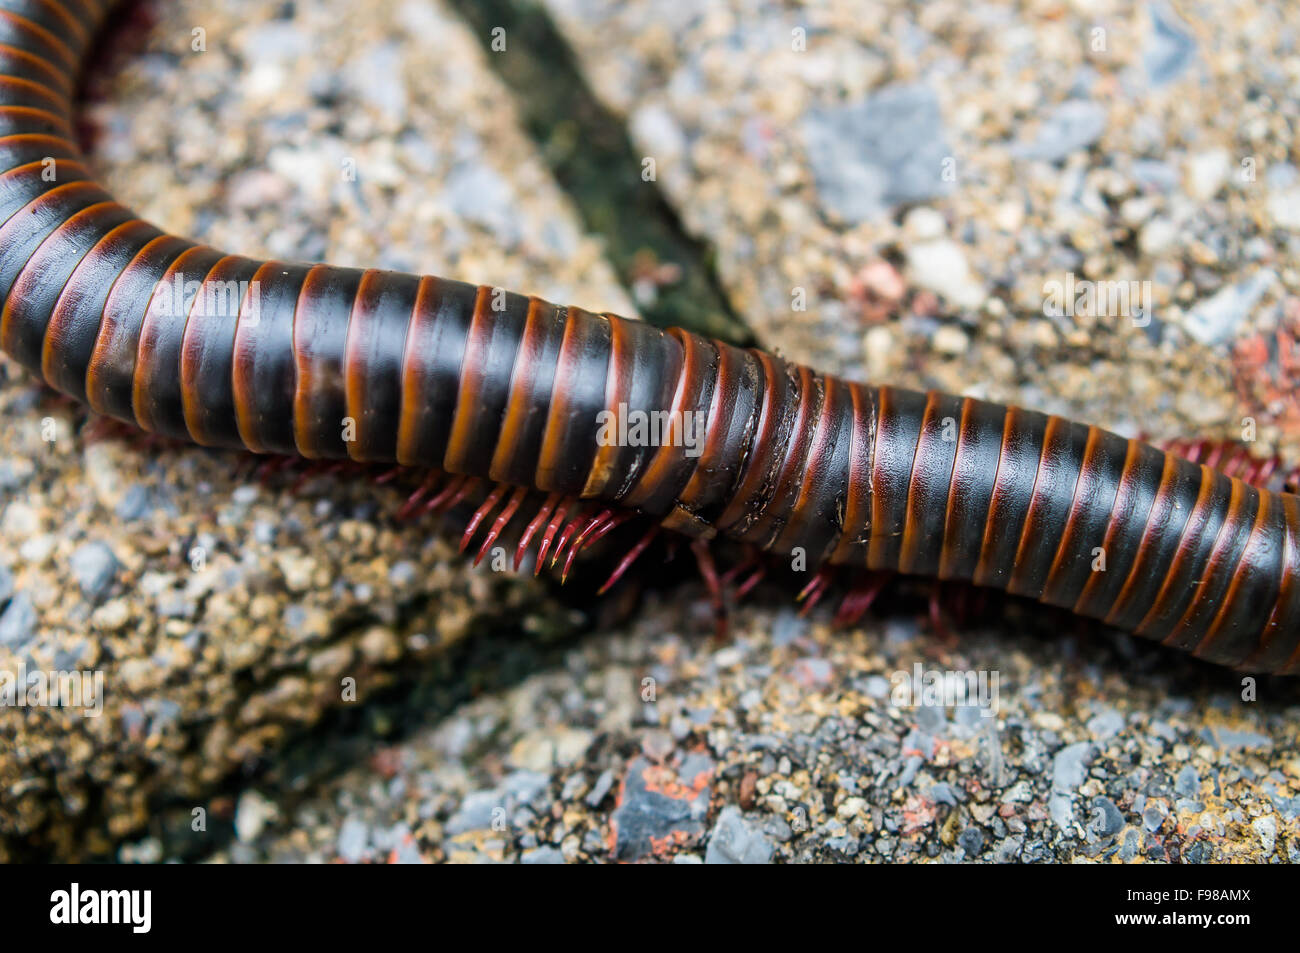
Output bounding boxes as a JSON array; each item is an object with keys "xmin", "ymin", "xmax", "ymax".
[
  {"xmin": 447, "ymin": 0, "xmax": 755, "ymax": 347},
  {"xmin": 152, "ymin": 610, "xmax": 588, "ymax": 862}
]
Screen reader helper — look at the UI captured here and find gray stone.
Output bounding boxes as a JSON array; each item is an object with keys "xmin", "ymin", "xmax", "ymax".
[
  {"xmin": 0, "ymin": 459, "xmax": 31, "ymax": 493},
  {"xmin": 802, "ymin": 83, "xmax": 952, "ymax": 224},
  {"xmin": 1208, "ymin": 727, "xmax": 1273, "ymax": 751},
  {"xmin": 863, "ymin": 675, "xmax": 890, "ymax": 698},
  {"xmin": 0, "ymin": 564, "xmax": 12, "ymax": 606},
  {"xmin": 957, "ymin": 827, "xmax": 985, "ymax": 856},
  {"xmin": 763, "ymin": 816, "xmax": 793, "ymax": 842},
  {"xmin": 1089, "ymin": 796, "xmax": 1125, "ymax": 837},
  {"xmin": 336, "ymin": 816, "xmax": 369, "ymax": 863},
  {"xmin": 1049, "ymin": 742, "xmax": 1095, "ymax": 831},
  {"xmin": 1266, "ymin": 788, "xmax": 1300, "ymax": 821},
  {"xmin": 771, "ymin": 607, "xmax": 806, "ymax": 646},
  {"xmin": 585, "ymin": 769, "xmax": 615, "ymax": 808},
  {"xmin": 148, "ymin": 699, "xmax": 182, "ymax": 733},
  {"xmin": 929, "ymin": 783, "xmax": 960, "ymax": 807},
  {"xmin": 897, "ymin": 753, "xmax": 924, "ymax": 788},
  {"xmin": 348, "ymin": 42, "xmax": 409, "ymax": 121},
  {"xmin": 990, "ymin": 835, "xmax": 1024, "ymax": 863},
  {"xmin": 0, "ymin": 592, "xmax": 36, "ymax": 649},
  {"xmin": 520, "ymin": 846, "xmax": 566, "ymax": 864},
  {"xmin": 1118, "ymin": 828, "xmax": 1141, "ymax": 861},
  {"xmin": 444, "ymin": 163, "xmax": 519, "ymax": 243},
  {"xmin": 446, "ymin": 790, "xmax": 504, "ymax": 834},
  {"xmin": 1267, "ymin": 163, "xmax": 1298, "ymax": 190},
  {"xmin": 502, "ymin": 770, "xmax": 550, "ymax": 807},
  {"xmin": 705, "ymin": 806, "xmax": 774, "ymax": 864},
  {"xmin": 1184, "ymin": 270, "xmax": 1276, "ymax": 346},
  {"xmin": 1175, "ymin": 765, "xmax": 1201, "ymax": 797},
  {"xmin": 1252, "ymin": 815, "xmax": 1277, "ymax": 856},
  {"xmin": 1086, "ymin": 708, "xmax": 1124, "ymax": 741},
  {"xmin": 1131, "ymin": 159, "xmax": 1179, "ymax": 193},
  {"xmin": 388, "ymin": 561, "xmax": 417, "ymax": 587},
  {"xmin": 1015, "ymin": 100, "xmax": 1108, "ymax": 163},
  {"xmin": 113, "ymin": 484, "xmax": 154, "ymax": 521},
  {"xmin": 241, "ymin": 20, "xmax": 311, "ymax": 61},
  {"xmin": 391, "ymin": 839, "xmax": 423, "ymax": 864},
  {"xmin": 1145, "ymin": 1, "xmax": 1197, "ymax": 87},
  {"xmin": 1052, "ymin": 742, "xmax": 1094, "ymax": 791},
  {"xmin": 69, "ymin": 541, "xmax": 119, "ymax": 602},
  {"xmin": 611, "ymin": 756, "xmax": 711, "ymax": 862}
]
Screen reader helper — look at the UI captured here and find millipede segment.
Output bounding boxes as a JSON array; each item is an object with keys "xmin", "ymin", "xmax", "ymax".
[{"xmin": 0, "ymin": 0, "xmax": 1298, "ymax": 672}]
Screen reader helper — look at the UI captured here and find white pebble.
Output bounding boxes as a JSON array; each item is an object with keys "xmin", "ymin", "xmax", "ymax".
[
  {"xmin": 903, "ymin": 206, "xmax": 947, "ymax": 242},
  {"xmin": 906, "ymin": 239, "xmax": 985, "ymax": 309},
  {"xmin": 1184, "ymin": 149, "xmax": 1231, "ymax": 202}
]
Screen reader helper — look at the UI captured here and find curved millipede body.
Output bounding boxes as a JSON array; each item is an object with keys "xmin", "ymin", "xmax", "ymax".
[{"xmin": 1, "ymin": 0, "xmax": 1299, "ymax": 673}]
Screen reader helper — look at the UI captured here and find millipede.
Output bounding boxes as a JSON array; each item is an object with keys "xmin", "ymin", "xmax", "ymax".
[{"xmin": 1, "ymin": 0, "xmax": 1298, "ymax": 675}]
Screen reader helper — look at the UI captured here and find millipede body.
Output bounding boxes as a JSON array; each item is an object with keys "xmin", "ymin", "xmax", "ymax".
[{"xmin": 1, "ymin": 0, "xmax": 1298, "ymax": 674}]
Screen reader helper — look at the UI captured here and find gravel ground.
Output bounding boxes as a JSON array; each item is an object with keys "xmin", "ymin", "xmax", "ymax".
[
  {"xmin": 206, "ymin": 593, "xmax": 1300, "ymax": 864},
  {"xmin": 3, "ymin": 0, "xmax": 1300, "ymax": 863}
]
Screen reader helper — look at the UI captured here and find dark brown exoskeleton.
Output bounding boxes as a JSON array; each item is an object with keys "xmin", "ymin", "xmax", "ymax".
[{"xmin": 2, "ymin": 0, "xmax": 1298, "ymax": 673}]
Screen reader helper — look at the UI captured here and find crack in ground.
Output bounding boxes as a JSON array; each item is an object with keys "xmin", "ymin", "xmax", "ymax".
[{"xmin": 447, "ymin": 0, "xmax": 755, "ymax": 347}]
